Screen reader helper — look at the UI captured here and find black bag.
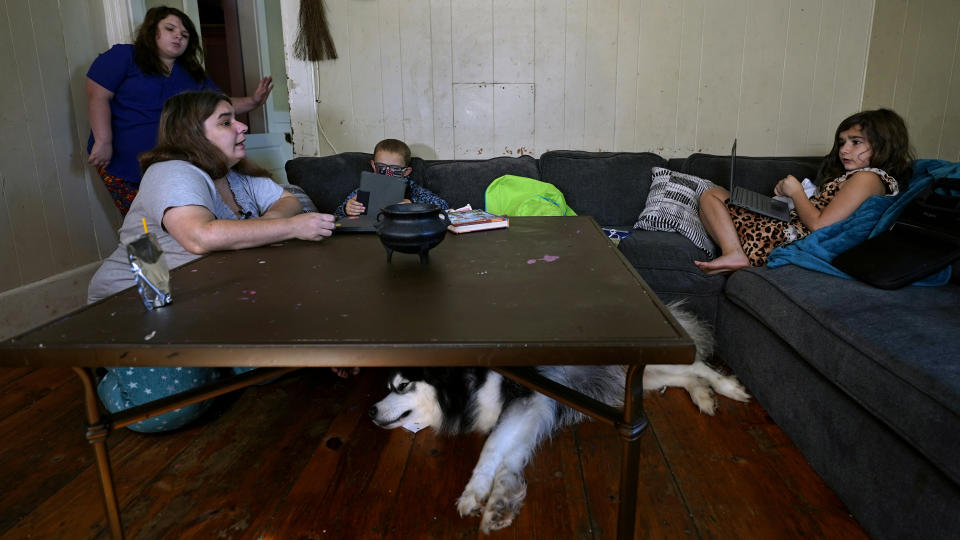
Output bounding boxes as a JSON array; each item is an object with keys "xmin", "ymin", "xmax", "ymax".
[
  {"xmin": 832, "ymin": 178, "xmax": 960, "ymax": 289},
  {"xmin": 898, "ymin": 177, "xmax": 960, "ymax": 233}
]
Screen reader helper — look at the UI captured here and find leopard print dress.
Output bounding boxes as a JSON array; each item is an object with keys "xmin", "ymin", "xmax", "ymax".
[{"xmin": 725, "ymin": 167, "xmax": 899, "ymax": 266}]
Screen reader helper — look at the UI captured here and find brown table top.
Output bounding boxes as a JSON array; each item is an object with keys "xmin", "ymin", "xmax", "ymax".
[{"xmin": 0, "ymin": 216, "xmax": 693, "ymax": 368}]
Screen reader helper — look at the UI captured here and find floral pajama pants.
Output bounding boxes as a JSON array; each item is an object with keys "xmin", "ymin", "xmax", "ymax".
[{"xmin": 96, "ymin": 167, "xmax": 138, "ymax": 216}]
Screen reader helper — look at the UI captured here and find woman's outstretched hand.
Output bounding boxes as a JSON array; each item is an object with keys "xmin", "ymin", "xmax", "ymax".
[
  {"xmin": 251, "ymin": 76, "xmax": 274, "ymax": 107},
  {"xmin": 292, "ymin": 212, "xmax": 336, "ymax": 241}
]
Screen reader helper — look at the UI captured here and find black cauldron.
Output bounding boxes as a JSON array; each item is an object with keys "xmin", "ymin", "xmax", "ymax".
[{"xmin": 376, "ymin": 203, "xmax": 448, "ymax": 264}]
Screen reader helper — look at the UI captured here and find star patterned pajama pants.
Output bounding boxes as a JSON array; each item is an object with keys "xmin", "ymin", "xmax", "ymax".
[{"xmin": 97, "ymin": 366, "xmax": 257, "ymax": 433}]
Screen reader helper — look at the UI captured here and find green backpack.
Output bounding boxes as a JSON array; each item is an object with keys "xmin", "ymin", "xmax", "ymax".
[{"xmin": 484, "ymin": 175, "xmax": 578, "ymax": 216}]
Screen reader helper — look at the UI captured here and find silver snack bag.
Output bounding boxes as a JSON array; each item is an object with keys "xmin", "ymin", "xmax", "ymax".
[{"xmin": 126, "ymin": 232, "xmax": 172, "ymax": 310}]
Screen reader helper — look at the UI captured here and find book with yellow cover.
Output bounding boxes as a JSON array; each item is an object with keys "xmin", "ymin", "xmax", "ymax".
[{"xmin": 446, "ymin": 209, "xmax": 509, "ymax": 234}]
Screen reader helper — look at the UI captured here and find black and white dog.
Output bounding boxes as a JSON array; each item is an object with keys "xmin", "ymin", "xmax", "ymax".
[{"xmin": 368, "ymin": 303, "xmax": 749, "ymax": 533}]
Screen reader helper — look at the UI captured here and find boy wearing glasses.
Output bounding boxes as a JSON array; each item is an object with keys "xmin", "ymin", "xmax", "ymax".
[{"xmin": 335, "ymin": 138, "xmax": 449, "ymax": 217}]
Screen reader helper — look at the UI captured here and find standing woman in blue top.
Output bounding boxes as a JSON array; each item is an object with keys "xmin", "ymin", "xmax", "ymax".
[{"xmin": 86, "ymin": 5, "xmax": 273, "ymax": 215}]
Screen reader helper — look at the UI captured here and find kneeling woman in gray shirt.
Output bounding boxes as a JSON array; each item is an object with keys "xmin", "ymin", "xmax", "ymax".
[{"xmin": 88, "ymin": 90, "xmax": 335, "ymax": 432}]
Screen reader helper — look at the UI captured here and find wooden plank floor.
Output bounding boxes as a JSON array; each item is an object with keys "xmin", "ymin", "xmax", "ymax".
[{"xmin": 0, "ymin": 367, "xmax": 869, "ymax": 539}]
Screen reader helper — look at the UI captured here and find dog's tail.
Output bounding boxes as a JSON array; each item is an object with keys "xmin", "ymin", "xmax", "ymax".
[{"xmin": 664, "ymin": 300, "xmax": 714, "ymax": 363}]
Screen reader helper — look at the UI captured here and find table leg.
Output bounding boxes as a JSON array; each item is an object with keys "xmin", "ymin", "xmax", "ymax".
[
  {"xmin": 616, "ymin": 364, "xmax": 648, "ymax": 540},
  {"xmin": 72, "ymin": 367, "xmax": 124, "ymax": 539}
]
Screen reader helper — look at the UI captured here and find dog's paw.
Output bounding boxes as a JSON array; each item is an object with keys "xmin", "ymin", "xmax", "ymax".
[
  {"xmin": 687, "ymin": 380, "xmax": 717, "ymax": 415},
  {"xmin": 456, "ymin": 490, "xmax": 485, "ymax": 517},
  {"xmin": 480, "ymin": 497, "xmax": 518, "ymax": 533},
  {"xmin": 478, "ymin": 470, "xmax": 526, "ymax": 533},
  {"xmin": 458, "ymin": 473, "xmax": 495, "ymax": 517},
  {"xmin": 713, "ymin": 375, "xmax": 751, "ymax": 403}
]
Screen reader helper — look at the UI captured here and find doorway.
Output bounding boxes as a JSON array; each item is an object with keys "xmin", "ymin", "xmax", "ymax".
[
  {"xmin": 145, "ymin": 0, "xmax": 293, "ymax": 178},
  {"xmin": 197, "ymin": 0, "xmax": 249, "ymax": 125}
]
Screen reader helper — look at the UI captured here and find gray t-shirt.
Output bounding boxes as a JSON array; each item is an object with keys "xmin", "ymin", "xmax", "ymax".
[{"xmin": 87, "ymin": 160, "xmax": 283, "ymax": 303}]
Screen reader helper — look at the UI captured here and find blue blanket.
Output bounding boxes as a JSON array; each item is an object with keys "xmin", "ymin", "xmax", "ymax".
[{"xmin": 766, "ymin": 159, "xmax": 956, "ymax": 285}]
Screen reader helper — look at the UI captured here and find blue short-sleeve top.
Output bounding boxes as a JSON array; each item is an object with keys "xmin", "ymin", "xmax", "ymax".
[{"xmin": 86, "ymin": 44, "xmax": 219, "ymax": 183}]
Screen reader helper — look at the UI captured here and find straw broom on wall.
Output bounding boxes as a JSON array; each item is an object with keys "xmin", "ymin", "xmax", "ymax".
[{"xmin": 294, "ymin": 0, "xmax": 338, "ymax": 61}]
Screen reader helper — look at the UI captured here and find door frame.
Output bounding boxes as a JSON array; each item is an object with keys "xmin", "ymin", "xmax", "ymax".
[{"xmin": 101, "ymin": 0, "xmax": 286, "ymax": 134}]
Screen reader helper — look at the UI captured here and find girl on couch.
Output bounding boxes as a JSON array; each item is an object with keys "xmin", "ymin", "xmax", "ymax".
[
  {"xmin": 695, "ymin": 108, "xmax": 914, "ymax": 274},
  {"xmin": 88, "ymin": 90, "xmax": 336, "ymax": 432}
]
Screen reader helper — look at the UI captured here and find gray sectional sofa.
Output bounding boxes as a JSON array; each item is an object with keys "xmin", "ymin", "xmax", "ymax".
[{"xmin": 286, "ymin": 150, "xmax": 960, "ymax": 540}]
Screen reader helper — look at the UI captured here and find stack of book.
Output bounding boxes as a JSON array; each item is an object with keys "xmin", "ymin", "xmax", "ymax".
[{"xmin": 446, "ymin": 209, "xmax": 509, "ymax": 234}]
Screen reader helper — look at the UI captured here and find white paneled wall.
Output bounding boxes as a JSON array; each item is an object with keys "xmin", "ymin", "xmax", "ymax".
[
  {"xmin": 0, "ymin": 0, "xmax": 118, "ymax": 339},
  {"xmin": 863, "ymin": 0, "xmax": 960, "ymax": 160},
  {"xmin": 285, "ymin": 0, "xmax": 883, "ymax": 159},
  {"xmin": 0, "ymin": 0, "xmax": 117, "ymax": 293}
]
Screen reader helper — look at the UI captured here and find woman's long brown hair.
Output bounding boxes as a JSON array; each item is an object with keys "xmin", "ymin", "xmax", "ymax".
[{"xmin": 139, "ymin": 91, "xmax": 272, "ymax": 181}]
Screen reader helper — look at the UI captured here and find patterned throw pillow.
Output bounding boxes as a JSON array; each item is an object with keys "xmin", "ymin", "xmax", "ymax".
[
  {"xmin": 634, "ymin": 167, "xmax": 717, "ymax": 256},
  {"xmin": 284, "ymin": 184, "xmax": 319, "ymax": 213}
]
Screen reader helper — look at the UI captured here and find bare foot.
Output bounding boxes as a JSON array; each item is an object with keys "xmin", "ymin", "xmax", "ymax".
[
  {"xmin": 331, "ymin": 367, "xmax": 360, "ymax": 378},
  {"xmin": 694, "ymin": 253, "xmax": 750, "ymax": 275}
]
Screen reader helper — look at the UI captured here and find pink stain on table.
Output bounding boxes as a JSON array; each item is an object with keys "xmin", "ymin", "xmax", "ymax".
[{"xmin": 526, "ymin": 255, "xmax": 560, "ymax": 264}]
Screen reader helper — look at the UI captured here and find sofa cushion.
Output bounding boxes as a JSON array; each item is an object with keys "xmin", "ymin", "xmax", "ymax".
[
  {"xmin": 286, "ymin": 153, "xmax": 373, "ymax": 213},
  {"xmin": 539, "ymin": 151, "xmax": 666, "ymax": 229},
  {"xmin": 618, "ymin": 230, "xmax": 726, "ymax": 327},
  {"xmin": 418, "ymin": 155, "xmax": 539, "ymax": 211},
  {"xmin": 681, "ymin": 153, "xmax": 822, "ymax": 194},
  {"xmin": 723, "ymin": 264, "xmax": 960, "ymax": 486},
  {"xmin": 667, "ymin": 157, "xmax": 686, "ymax": 171},
  {"xmin": 635, "ymin": 167, "xmax": 718, "ymax": 256}
]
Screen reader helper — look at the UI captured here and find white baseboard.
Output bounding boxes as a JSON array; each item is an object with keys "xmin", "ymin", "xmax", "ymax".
[{"xmin": 0, "ymin": 263, "xmax": 100, "ymax": 342}]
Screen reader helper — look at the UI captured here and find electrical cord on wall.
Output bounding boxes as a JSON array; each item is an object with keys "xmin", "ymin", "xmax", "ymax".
[
  {"xmin": 310, "ymin": 65, "xmax": 339, "ymax": 155},
  {"xmin": 315, "ymin": 101, "xmax": 338, "ymax": 155}
]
